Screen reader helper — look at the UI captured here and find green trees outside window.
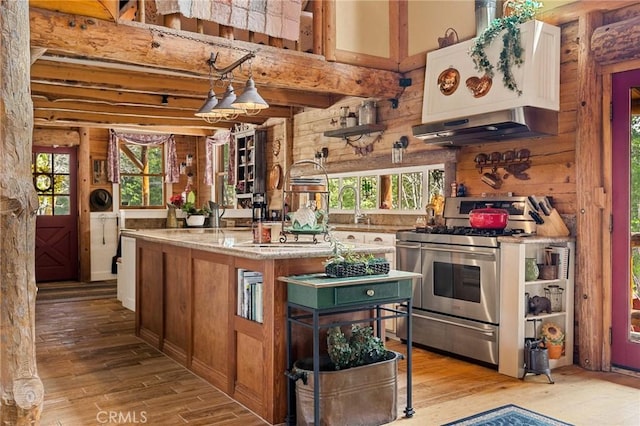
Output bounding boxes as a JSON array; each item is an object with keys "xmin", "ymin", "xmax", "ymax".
[{"xmin": 119, "ymin": 144, "xmax": 164, "ymax": 207}]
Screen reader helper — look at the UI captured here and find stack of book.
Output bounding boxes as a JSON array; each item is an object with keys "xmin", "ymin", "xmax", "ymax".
[{"xmin": 237, "ymin": 269, "xmax": 263, "ymax": 323}]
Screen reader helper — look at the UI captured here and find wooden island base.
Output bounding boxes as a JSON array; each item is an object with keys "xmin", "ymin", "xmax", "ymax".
[{"xmin": 132, "ymin": 231, "xmax": 392, "ymax": 424}]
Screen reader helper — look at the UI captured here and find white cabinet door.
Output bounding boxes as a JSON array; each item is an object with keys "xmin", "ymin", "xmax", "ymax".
[
  {"xmin": 332, "ymin": 231, "xmax": 365, "ymax": 244},
  {"xmin": 117, "ymin": 236, "xmax": 136, "ymax": 311},
  {"xmin": 364, "ymin": 233, "xmax": 396, "ymax": 269}
]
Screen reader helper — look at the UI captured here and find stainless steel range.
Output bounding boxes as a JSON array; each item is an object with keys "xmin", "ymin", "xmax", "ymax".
[{"xmin": 396, "ymin": 196, "xmax": 537, "ymax": 365}]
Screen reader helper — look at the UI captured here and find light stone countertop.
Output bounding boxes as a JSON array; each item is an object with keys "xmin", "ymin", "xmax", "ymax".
[
  {"xmin": 121, "ymin": 227, "xmax": 394, "ymax": 260},
  {"xmin": 498, "ymin": 234, "xmax": 575, "ymax": 244}
]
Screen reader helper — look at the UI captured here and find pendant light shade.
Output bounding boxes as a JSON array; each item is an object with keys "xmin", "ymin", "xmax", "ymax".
[
  {"xmin": 194, "ymin": 50, "xmax": 269, "ymax": 123},
  {"xmin": 194, "ymin": 89, "xmax": 219, "ymax": 118},
  {"xmin": 232, "ymin": 77, "xmax": 269, "ymax": 115},
  {"xmin": 211, "ymin": 83, "xmax": 244, "ymax": 119}
]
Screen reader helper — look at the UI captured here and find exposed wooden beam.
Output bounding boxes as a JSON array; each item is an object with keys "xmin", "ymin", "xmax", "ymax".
[
  {"xmin": 31, "ymin": 96, "xmax": 281, "ymax": 124},
  {"xmin": 32, "ymin": 127, "xmax": 79, "ymax": 146},
  {"xmin": 538, "ymin": 0, "xmax": 634, "ymax": 26},
  {"xmin": 33, "ymin": 108, "xmax": 242, "ymax": 130},
  {"xmin": 30, "ymin": 0, "xmax": 119, "ymax": 22},
  {"xmin": 591, "ymin": 15, "xmax": 640, "ymax": 65},
  {"xmin": 30, "ymin": 58, "xmax": 336, "ymax": 109},
  {"xmin": 34, "ymin": 122, "xmax": 216, "ymax": 136},
  {"xmin": 29, "ymin": 8, "xmax": 402, "ymax": 99},
  {"xmin": 30, "ymin": 84, "xmax": 294, "ymax": 119}
]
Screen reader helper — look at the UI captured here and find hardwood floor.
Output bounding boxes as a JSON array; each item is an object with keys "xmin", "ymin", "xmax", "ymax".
[
  {"xmin": 36, "ymin": 280, "xmax": 117, "ymax": 303},
  {"xmin": 35, "ymin": 298, "xmax": 640, "ymax": 425}
]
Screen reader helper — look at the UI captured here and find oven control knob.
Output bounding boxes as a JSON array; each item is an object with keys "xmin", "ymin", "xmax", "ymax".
[{"xmin": 366, "ymin": 289, "xmax": 375, "ymax": 297}]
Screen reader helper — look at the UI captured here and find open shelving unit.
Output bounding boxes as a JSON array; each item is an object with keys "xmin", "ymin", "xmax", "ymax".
[{"xmin": 498, "ymin": 239, "xmax": 575, "ymax": 378}]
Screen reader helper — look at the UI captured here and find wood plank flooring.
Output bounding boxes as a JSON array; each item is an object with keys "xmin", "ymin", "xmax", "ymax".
[
  {"xmin": 35, "ymin": 298, "xmax": 640, "ymax": 425},
  {"xmin": 36, "ymin": 280, "xmax": 117, "ymax": 303}
]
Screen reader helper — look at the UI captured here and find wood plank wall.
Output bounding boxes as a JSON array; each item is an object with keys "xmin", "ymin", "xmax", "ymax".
[{"xmin": 291, "ymin": 66, "xmax": 456, "ymax": 175}]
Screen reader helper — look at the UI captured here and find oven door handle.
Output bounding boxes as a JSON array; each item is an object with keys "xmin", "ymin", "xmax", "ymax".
[
  {"xmin": 413, "ymin": 311, "xmax": 497, "ymax": 335},
  {"xmin": 420, "ymin": 246, "xmax": 497, "ymax": 260}
]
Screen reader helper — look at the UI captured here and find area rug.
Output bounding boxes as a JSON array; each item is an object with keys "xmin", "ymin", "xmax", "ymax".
[{"xmin": 442, "ymin": 404, "xmax": 573, "ymax": 426}]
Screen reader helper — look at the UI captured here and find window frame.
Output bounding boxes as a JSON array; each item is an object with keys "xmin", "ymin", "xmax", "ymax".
[
  {"xmin": 117, "ymin": 140, "xmax": 166, "ymax": 209},
  {"xmin": 325, "ymin": 164, "xmax": 445, "ymax": 215}
]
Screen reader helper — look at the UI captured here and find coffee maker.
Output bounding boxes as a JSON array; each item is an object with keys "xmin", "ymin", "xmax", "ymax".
[{"xmin": 252, "ymin": 193, "xmax": 267, "ymax": 222}]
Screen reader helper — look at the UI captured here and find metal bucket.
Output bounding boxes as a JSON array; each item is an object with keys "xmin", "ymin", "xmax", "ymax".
[
  {"xmin": 475, "ymin": 0, "xmax": 497, "ymax": 35},
  {"xmin": 291, "ymin": 351, "xmax": 400, "ymax": 425}
]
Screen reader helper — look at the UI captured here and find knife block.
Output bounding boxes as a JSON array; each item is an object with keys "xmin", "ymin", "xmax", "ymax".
[{"xmin": 536, "ymin": 209, "xmax": 570, "ymax": 237}]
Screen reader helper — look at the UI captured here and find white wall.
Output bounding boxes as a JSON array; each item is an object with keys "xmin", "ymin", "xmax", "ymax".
[{"xmin": 89, "ymin": 212, "xmax": 119, "ymax": 281}]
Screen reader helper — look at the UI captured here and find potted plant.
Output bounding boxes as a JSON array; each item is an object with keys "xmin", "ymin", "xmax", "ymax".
[
  {"xmin": 323, "ymin": 235, "xmax": 389, "ymax": 277},
  {"xmin": 166, "ymin": 194, "xmax": 184, "ymax": 228},
  {"xmin": 540, "ymin": 321, "xmax": 565, "ymax": 359},
  {"xmin": 469, "ymin": 0, "xmax": 542, "ymax": 95},
  {"xmin": 289, "ymin": 324, "xmax": 401, "ymax": 425},
  {"xmin": 182, "ymin": 195, "xmax": 211, "ymax": 227}
]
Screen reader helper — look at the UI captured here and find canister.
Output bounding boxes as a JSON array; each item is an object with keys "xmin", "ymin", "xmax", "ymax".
[{"xmin": 358, "ymin": 100, "xmax": 377, "ymax": 125}]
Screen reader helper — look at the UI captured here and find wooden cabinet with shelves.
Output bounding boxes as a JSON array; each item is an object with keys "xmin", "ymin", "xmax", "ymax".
[
  {"xmin": 499, "ymin": 239, "xmax": 575, "ymax": 379},
  {"xmin": 233, "ymin": 124, "xmax": 266, "ymax": 198}
]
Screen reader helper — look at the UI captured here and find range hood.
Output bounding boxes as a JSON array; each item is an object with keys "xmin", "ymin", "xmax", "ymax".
[
  {"xmin": 415, "ymin": 20, "xmax": 561, "ymax": 147},
  {"xmin": 412, "ymin": 106, "xmax": 558, "ymax": 146}
]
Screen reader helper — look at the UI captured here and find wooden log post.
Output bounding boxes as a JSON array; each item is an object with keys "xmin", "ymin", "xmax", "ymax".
[
  {"xmin": 0, "ymin": 1, "xmax": 44, "ymax": 424},
  {"xmin": 575, "ymin": 11, "xmax": 605, "ymax": 371}
]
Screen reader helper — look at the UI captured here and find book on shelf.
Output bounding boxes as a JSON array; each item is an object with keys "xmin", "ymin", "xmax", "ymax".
[
  {"xmin": 548, "ymin": 245, "xmax": 570, "ymax": 280},
  {"xmin": 237, "ymin": 269, "xmax": 263, "ymax": 323}
]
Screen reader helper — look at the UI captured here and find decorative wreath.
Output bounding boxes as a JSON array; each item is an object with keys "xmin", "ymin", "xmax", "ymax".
[{"xmin": 540, "ymin": 322, "xmax": 564, "ymax": 344}]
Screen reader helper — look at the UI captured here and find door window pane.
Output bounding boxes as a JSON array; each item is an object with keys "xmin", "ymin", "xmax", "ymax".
[{"xmin": 32, "ymin": 152, "xmax": 71, "ymax": 216}]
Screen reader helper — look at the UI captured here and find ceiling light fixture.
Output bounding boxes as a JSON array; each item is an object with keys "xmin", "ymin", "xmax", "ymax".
[{"xmin": 195, "ymin": 52, "xmax": 269, "ymax": 124}]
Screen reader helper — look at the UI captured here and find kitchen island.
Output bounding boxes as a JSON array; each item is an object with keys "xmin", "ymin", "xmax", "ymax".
[{"xmin": 122, "ymin": 228, "xmax": 393, "ymax": 425}]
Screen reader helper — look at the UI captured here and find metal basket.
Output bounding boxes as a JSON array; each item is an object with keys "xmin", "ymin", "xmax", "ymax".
[{"xmin": 325, "ymin": 260, "xmax": 389, "ymax": 278}]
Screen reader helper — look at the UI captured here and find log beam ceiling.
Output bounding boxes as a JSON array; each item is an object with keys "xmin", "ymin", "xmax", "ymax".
[{"xmin": 29, "ymin": 7, "xmax": 403, "ymax": 132}]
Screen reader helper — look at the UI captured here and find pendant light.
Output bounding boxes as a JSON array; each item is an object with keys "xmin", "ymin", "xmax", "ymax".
[
  {"xmin": 194, "ymin": 51, "xmax": 269, "ymax": 123},
  {"xmin": 232, "ymin": 61, "xmax": 269, "ymax": 115},
  {"xmin": 194, "ymin": 56, "xmax": 222, "ymax": 123},
  {"xmin": 210, "ymin": 82, "xmax": 244, "ymax": 120}
]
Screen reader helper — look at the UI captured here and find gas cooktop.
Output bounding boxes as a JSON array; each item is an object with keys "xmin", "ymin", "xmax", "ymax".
[{"xmin": 412, "ymin": 226, "xmax": 529, "ymax": 237}]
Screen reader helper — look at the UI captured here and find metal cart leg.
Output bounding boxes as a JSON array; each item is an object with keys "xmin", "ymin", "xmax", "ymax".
[
  {"xmin": 285, "ymin": 304, "xmax": 295, "ymax": 425},
  {"xmin": 404, "ymin": 299, "xmax": 415, "ymax": 418},
  {"xmin": 313, "ymin": 310, "xmax": 321, "ymax": 426}
]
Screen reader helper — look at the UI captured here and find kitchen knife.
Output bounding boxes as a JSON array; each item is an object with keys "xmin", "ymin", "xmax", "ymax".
[
  {"xmin": 529, "ymin": 210, "xmax": 545, "ymax": 224},
  {"xmin": 527, "ymin": 195, "xmax": 540, "ymax": 212},
  {"xmin": 538, "ymin": 200, "xmax": 551, "ymax": 216},
  {"xmin": 540, "ymin": 196, "xmax": 554, "ymax": 213}
]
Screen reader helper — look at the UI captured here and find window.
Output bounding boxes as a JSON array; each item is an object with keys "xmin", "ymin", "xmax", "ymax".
[
  {"xmin": 119, "ymin": 143, "xmax": 164, "ymax": 207},
  {"xmin": 328, "ymin": 165, "xmax": 444, "ymax": 213},
  {"xmin": 219, "ymin": 143, "xmax": 238, "ymax": 208},
  {"xmin": 32, "ymin": 152, "xmax": 71, "ymax": 215}
]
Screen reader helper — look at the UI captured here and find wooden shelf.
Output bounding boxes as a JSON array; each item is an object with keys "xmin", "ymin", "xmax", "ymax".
[{"xmin": 323, "ymin": 124, "xmax": 386, "ymax": 139}]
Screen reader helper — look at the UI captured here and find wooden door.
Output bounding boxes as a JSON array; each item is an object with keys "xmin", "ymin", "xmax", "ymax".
[
  {"xmin": 33, "ymin": 147, "xmax": 78, "ymax": 282},
  {"xmin": 611, "ymin": 69, "xmax": 640, "ymax": 371}
]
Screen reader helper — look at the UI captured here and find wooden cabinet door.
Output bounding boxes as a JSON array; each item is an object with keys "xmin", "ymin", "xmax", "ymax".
[{"xmin": 137, "ymin": 240, "xmax": 163, "ymax": 347}]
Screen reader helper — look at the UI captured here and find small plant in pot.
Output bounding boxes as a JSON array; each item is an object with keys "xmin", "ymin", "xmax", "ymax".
[
  {"xmin": 323, "ymin": 235, "xmax": 389, "ymax": 278},
  {"xmin": 182, "ymin": 201, "xmax": 211, "ymax": 227},
  {"xmin": 540, "ymin": 321, "xmax": 565, "ymax": 359}
]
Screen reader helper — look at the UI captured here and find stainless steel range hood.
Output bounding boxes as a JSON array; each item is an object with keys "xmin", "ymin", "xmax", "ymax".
[{"xmin": 412, "ymin": 106, "xmax": 558, "ymax": 147}]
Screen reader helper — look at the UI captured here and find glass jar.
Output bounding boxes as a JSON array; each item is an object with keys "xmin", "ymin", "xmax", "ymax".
[
  {"xmin": 544, "ymin": 285, "xmax": 564, "ymax": 312},
  {"xmin": 358, "ymin": 100, "xmax": 377, "ymax": 125},
  {"xmin": 524, "ymin": 258, "xmax": 539, "ymax": 281}
]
